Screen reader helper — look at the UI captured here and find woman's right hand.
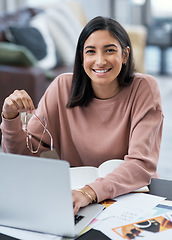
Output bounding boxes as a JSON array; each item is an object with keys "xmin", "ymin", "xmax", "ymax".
[{"xmin": 2, "ymin": 90, "xmax": 35, "ymax": 119}]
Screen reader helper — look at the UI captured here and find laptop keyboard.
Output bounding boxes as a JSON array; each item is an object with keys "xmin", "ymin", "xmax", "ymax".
[{"xmin": 74, "ymin": 214, "xmax": 84, "ymax": 225}]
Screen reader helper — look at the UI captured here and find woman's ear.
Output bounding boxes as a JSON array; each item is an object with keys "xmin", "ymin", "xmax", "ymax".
[{"xmin": 122, "ymin": 46, "xmax": 130, "ymax": 64}]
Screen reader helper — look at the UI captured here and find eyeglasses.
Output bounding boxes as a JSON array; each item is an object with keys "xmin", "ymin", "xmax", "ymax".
[{"xmin": 24, "ymin": 111, "xmax": 53, "ymax": 154}]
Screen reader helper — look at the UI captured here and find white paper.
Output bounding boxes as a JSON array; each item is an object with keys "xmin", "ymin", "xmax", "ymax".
[
  {"xmin": 94, "ymin": 203, "xmax": 154, "ymax": 239},
  {"xmin": 98, "ymin": 159, "xmax": 124, "ymax": 176},
  {"xmin": 92, "ymin": 193, "xmax": 166, "ymax": 239},
  {"xmin": 114, "ymin": 193, "xmax": 166, "ymax": 209},
  {"xmin": 70, "ymin": 166, "xmax": 99, "ymax": 189},
  {"xmin": 96, "ymin": 203, "xmax": 155, "ymax": 222}
]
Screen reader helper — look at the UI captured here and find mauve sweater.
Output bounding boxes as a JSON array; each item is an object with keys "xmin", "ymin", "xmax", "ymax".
[{"xmin": 1, "ymin": 73, "xmax": 163, "ymax": 202}]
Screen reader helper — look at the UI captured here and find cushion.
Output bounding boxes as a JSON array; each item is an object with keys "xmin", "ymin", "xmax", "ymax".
[
  {"xmin": 30, "ymin": 13, "xmax": 61, "ymax": 70},
  {"xmin": 0, "ymin": 42, "xmax": 37, "ymax": 66},
  {"xmin": 44, "ymin": 3, "xmax": 83, "ymax": 66},
  {"xmin": 5, "ymin": 26, "xmax": 47, "ymax": 61}
]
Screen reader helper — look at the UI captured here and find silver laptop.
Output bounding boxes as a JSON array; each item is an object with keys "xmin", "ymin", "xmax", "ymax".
[{"xmin": 0, "ymin": 152, "xmax": 104, "ymax": 238}]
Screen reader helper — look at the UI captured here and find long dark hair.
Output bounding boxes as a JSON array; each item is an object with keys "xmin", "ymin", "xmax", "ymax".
[{"xmin": 66, "ymin": 16, "xmax": 135, "ymax": 108}]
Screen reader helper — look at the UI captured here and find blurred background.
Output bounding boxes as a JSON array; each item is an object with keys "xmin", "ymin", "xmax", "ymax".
[{"xmin": 0, "ymin": 0, "xmax": 171, "ymax": 180}]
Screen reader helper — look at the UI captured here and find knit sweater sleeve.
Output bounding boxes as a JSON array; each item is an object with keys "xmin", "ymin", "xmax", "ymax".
[
  {"xmin": 88, "ymin": 74, "xmax": 164, "ymax": 202},
  {"xmin": 0, "ymin": 74, "xmax": 65, "ymax": 156}
]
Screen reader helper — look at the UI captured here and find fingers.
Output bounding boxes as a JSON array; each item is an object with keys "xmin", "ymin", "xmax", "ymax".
[
  {"xmin": 2, "ymin": 90, "xmax": 35, "ymax": 119},
  {"xmin": 72, "ymin": 186, "xmax": 97, "ymax": 215},
  {"xmin": 72, "ymin": 190, "xmax": 91, "ymax": 215},
  {"xmin": 11, "ymin": 90, "xmax": 35, "ymax": 111},
  {"xmin": 72, "ymin": 191, "xmax": 82, "ymax": 215},
  {"xmin": 73, "ymin": 201, "xmax": 81, "ymax": 216}
]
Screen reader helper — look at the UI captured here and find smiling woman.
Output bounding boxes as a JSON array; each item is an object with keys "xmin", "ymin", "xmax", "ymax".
[
  {"xmin": 82, "ymin": 30, "xmax": 130, "ymax": 99},
  {"xmin": 1, "ymin": 16, "xmax": 163, "ymax": 216}
]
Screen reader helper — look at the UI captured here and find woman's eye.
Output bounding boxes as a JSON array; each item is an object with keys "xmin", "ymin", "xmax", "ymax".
[
  {"xmin": 106, "ymin": 49, "xmax": 115, "ymax": 53},
  {"xmin": 85, "ymin": 50, "xmax": 95, "ymax": 54}
]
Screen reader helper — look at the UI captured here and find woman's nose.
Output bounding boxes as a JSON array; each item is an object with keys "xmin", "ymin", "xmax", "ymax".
[{"xmin": 95, "ymin": 53, "xmax": 106, "ymax": 66}]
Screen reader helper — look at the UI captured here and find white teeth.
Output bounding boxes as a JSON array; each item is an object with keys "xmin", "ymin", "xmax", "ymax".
[{"xmin": 94, "ymin": 69, "xmax": 109, "ymax": 73}]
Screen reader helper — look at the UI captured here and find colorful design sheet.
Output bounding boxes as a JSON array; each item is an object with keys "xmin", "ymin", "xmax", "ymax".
[{"xmin": 113, "ymin": 215, "xmax": 172, "ymax": 239}]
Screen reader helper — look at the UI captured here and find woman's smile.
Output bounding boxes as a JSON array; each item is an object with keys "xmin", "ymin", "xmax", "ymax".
[{"xmin": 92, "ymin": 68, "xmax": 112, "ymax": 76}]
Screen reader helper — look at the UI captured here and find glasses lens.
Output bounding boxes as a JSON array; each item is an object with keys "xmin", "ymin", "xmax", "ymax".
[{"xmin": 25, "ymin": 112, "xmax": 53, "ymax": 153}]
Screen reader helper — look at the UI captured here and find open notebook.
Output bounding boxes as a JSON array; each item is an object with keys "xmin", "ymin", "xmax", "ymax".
[{"xmin": 70, "ymin": 159, "xmax": 149, "ymax": 192}]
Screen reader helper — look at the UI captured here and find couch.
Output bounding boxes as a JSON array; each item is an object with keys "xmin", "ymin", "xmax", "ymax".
[{"xmin": 0, "ymin": 2, "xmax": 87, "ymax": 142}]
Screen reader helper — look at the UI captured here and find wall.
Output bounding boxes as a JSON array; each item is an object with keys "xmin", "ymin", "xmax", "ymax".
[
  {"xmin": 24, "ymin": 0, "xmax": 148, "ymax": 25},
  {"xmin": 78, "ymin": 0, "xmax": 111, "ymax": 20}
]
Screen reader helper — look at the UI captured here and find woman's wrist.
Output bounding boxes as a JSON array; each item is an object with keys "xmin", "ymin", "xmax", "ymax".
[
  {"xmin": 79, "ymin": 185, "xmax": 97, "ymax": 203},
  {"xmin": 2, "ymin": 111, "xmax": 19, "ymax": 119}
]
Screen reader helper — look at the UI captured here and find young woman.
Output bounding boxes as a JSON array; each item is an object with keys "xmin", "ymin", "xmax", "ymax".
[{"xmin": 1, "ymin": 16, "xmax": 163, "ymax": 214}]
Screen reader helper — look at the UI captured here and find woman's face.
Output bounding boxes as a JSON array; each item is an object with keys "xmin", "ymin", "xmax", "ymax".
[{"xmin": 83, "ymin": 30, "xmax": 129, "ymax": 98}]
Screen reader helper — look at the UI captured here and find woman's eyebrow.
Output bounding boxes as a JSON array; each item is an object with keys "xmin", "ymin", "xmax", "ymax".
[
  {"xmin": 84, "ymin": 44, "xmax": 118, "ymax": 50},
  {"xmin": 84, "ymin": 46, "xmax": 95, "ymax": 50},
  {"xmin": 104, "ymin": 44, "xmax": 117, "ymax": 48}
]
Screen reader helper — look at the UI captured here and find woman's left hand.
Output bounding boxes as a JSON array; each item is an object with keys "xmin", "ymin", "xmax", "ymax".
[{"xmin": 72, "ymin": 186, "xmax": 97, "ymax": 215}]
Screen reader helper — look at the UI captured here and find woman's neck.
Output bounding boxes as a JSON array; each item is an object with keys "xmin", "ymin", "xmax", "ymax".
[{"xmin": 93, "ymin": 83, "xmax": 122, "ymax": 100}]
